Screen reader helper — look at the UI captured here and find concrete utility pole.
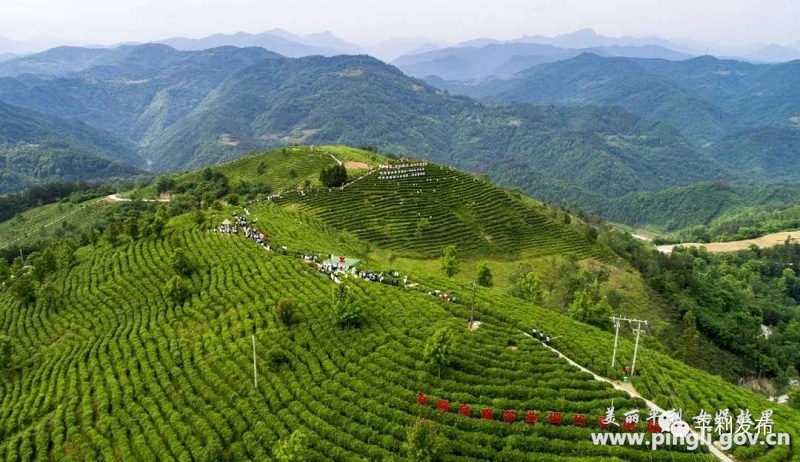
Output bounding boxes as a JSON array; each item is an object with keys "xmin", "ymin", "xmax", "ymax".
[
  {"xmin": 611, "ymin": 318, "xmax": 622, "ymax": 368},
  {"xmin": 610, "ymin": 316, "xmax": 648, "ymax": 378},
  {"xmin": 470, "ymin": 281, "xmax": 476, "ymax": 328}
]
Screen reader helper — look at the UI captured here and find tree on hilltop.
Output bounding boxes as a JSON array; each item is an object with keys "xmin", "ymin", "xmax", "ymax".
[{"xmin": 440, "ymin": 245, "xmax": 459, "ymax": 277}]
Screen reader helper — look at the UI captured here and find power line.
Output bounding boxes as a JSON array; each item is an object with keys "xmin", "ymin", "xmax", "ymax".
[{"xmin": 610, "ymin": 316, "xmax": 648, "ymax": 378}]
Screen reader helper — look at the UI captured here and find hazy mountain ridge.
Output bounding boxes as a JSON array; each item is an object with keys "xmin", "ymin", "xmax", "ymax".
[
  {"xmin": 392, "ymin": 42, "xmax": 692, "ymax": 81},
  {"xmin": 433, "ymin": 54, "xmax": 800, "ymax": 165},
  {"xmin": 0, "ymin": 99, "xmax": 143, "ymax": 192},
  {"xmin": 158, "ymin": 29, "xmax": 362, "ymax": 57},
  {"xmin": 0, "ymin": 44, "xmax": 730, "ymax": 200}
]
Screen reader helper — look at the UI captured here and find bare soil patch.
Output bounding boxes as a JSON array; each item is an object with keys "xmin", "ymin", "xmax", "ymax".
[
  {"xmin": 657, "ymin": 230, "xmax": 800, "ymax": 254},
  {"xmin": 344, "ymin": 161, "xmax": 369, "ymax": 170}
]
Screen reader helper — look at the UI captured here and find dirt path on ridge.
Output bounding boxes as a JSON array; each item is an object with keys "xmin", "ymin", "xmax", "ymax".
[{"xmin": 522, "ymin": 332, "xmax": 733, "ymax": 462}]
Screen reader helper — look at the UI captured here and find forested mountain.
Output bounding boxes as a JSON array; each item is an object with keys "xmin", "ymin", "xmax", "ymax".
[
  {"xmin": 159, "ymin": 29, "xmax": 362, "ymax": 57},
  {"xmin": 0, "ymin": 100, "xmax": 142, "ymax": 193},
  {"xmin": 392, "ymin": 42, "xmax": 691, "ymax": 81},
  {"xmin": 437, "ymin": 53, "xmax": 800, "ymax": 146},
  {"xmin": 0, "ymin": 44, "xmax": 730, "ymax": 199}
]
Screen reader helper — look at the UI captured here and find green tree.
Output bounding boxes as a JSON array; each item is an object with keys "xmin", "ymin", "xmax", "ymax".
[
  {"xmin": 402, "ymin": 418, "xmax": 449, "ymax": 462},
  {"xmin": 227, "ymin": 194, "xmax": 240, "ymax": 206},
  {"xmin": 9, "ymin": 273, "xmax": 36, "ymax": 306},
  {"xmin": 518, "ymin": 272, "xmax": 543, "ymax": 303},
  {"xmin": 124, "ymin": 218, "xmax": 140, "ymax": 241},
  {"xmin": 171, "ymin": 248, "xmax": 194, "ymax": 277},
  {"xmin": 165, "ymin": 276, "xmax": 192, "ymax": 306},
  {"xmin": 440, "ymin": 245, "xmax": 459, "ymax": 277},
  {"xmin": 416, "ymin": 217, "xmax": 430, "ymax": 235},
  {"xmin": 332, "ymin": 284, "xmax": 363, "ymax": 328},
  {"xmin": 0, "ymin": 335, "xmax": 13, "ymax": 372},
  {"xmin": 789, "ymin": 388, "xmax": 800, "ymax": 410},
  {"xmin": 36, "ymin": 282, "xmax": 60, "ymax": 311},
  {"xmin": 31, "ymin": 248, "xmax": 57, "ymax": 283},
  {"xmin": 477, "ymin": 263, "xmax": 493, "ymax": 287},
  {"xmin": 273, "ymin": 429, "xmax": 311, "ymax": 462},
  {"xmin": 568, "ymin": 289, "xmax": 593, "ymax": 323},
  {"xmin": 274, "ymin": 299, "xmax": 297, "ymax": 327},
  {"xmin": 589, "ymin": 295, "xmax": 613, "ymax": 330},
  {"xmin": 104, "ymin": 222, "xmax": 122, "ymax": 247},
  {"xmin": 424, "ymin": 327, "xmax": 454, "ymax": 378}
]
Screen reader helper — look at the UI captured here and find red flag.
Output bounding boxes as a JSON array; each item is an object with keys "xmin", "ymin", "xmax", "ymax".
[
  {"xmin": 573, "ymin": 414, "xmax": 586, "ymax": 427},
  {"xmin": 525, "ymin": 411, "xmax": 538, "ymax": 424},
  {"xmin": 459, "ymin": 404, "xmax": 470, "ymax": 417},
  {"xmin": 416, "ymin": 393, "xmax": 427, "ymax": 405},
  {"xmin": 481, "ymin": 408, "xmax": 493, "ymax": 420},
  {"xmin": 622, "ymin": 421, "xmax": 636, "ymax": 432},
  {"xmin": 437, "ymin": 399, "xmax": 449, "ymax": 412},
  {"xmin": 597, "ymin": 416, "xmax": 610, "ymax": 429},
  {"xmin": 548, "ymin": 412, "xmax": 562, "ymax": 426},
  {"xmin": 504, "ymin": 410, "xmax": 516, "ymax": 423},
  {"xmin": 647, "ymin": 420, "xmax": 662, "ymax": 433}
]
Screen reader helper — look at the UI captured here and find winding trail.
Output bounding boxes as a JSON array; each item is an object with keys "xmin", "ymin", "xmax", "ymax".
[{"xmin": 523, "ymin": 332, "xmax": 734, "ymax": 462}]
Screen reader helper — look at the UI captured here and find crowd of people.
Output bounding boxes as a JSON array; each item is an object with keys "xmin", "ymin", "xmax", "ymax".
[{"xmin": 427, "ymin": 289, "xmax": 458, "ymax": 303}]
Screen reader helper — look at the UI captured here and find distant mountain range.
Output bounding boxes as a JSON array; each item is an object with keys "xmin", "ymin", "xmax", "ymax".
[
  {"xmin": 0, "ymin": 44, "xmax": 729, "ymax": 198},
  {"xmin": 392, "ymin": 41, "xmax": 693, "ymax": 81},
  {"xmin": 430, "ymin": 52, "xmax": 800, "ymax": 163},
  {"xmin": 158, "ymin": 29, "xmax": 363, "ymax": 57},
  {"xmin": 0, "ymin": 100, "xmax": 142, "ymax": 193},
  {"xmin": 1, "ymin": 42, "xmax": 800, "ymax": 233}
]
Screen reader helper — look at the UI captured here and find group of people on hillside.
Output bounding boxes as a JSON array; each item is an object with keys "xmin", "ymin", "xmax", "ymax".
[
  {"xmin": 213, "ymin": 212, "xmax": 279, "ymax": 252},
  {"xmin": 427, "ymin": 289, "xmax": 458, "ymax": 303}
]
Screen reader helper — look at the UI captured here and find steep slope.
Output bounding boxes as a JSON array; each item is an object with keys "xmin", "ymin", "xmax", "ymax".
[
  {"xmin": 277, "ymin": 159, "xmax": 601, "ymax": 259},
  {"xmin": 0, "ymin": 100, "xmax": 142, "ymax": 193},
  {"xmin": 2, "ymin": 150, "xmax": 799, "ymax": 461},
  {"xmin": 0, "ymin": 45, "xmax": 281, "ymax": 142},
  {"xmin": 450, "ymin": 54, "xmax": 800, "ymax": 150},
  {"xmin": 147, "ymin": 54, "xmax": 730, "ymax": 197}
]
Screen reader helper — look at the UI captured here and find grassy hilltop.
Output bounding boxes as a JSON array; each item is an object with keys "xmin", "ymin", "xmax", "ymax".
[{"xmin": 1, "ymin": 146, "xmax": 799, "ymax": 461}]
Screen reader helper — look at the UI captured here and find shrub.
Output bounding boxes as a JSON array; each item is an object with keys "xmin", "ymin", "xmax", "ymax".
[{"xmin": 274, "ymin": 299, "xmax": 297, "ymax": 327}]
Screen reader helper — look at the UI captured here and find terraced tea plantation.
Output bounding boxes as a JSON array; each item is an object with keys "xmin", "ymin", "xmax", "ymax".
[
  {"xmin": 278, "ymin": 163, "xmax": 600, "ymax": 260},
  {"xmin": 2, "ymin": 147, "xmax": 800, "ymax": 461},
  {"xmin": 0, "ymin": 219, "xmax": 723, "ymax": 461},
  {"xmin": 0, "ymin": 198, "xmax": 112, "ymax": 251},
  {"xmin": 156, "ymin": 146, "xmax": 378, "ymax": 197}
]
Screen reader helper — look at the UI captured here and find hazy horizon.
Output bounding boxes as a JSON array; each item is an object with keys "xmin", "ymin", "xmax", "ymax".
[{"xmin": 2, "ymin": 0, "xmax": 799, "ymax": 52}]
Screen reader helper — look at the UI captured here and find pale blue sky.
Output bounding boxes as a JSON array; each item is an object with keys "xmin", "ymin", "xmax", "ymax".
[{"xmin": 2, "ymin": 0, "xmax": 799, "ymax": 47}]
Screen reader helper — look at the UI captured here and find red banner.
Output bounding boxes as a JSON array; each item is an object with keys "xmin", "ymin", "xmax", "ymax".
[
  {"xmin": 597, "ymin": 416, "xmax": 610, "ymax": 429},
  {"xmin": 525, "ymin": 411, "xmax": 538, "ymax": 424},
  {"xmin": 437, "ymin": 399, "xmax": 449, "ymax": 412},
  {"xmin": 417, "ymin": 393, "xmax": 427, "ymax": 405},
  {"xmin": 548, "ymin": 412, "xmax": 562, "ymax": 426},
  {"xmin": 459, "ymin": 404, "xmax": 470, "ymax": 417},
  {"xmin": 647, "ymin": 420, "xmax": 662, "ymax": 433},
  {"xmin": 504, "ymin": 410, "xmax": 515, "ymax": 423},
  {"xmin": 481, "ymin": 408, "xmax": 493, "ymax": 420},
  {"xmin": 573, "ymin": 414, "xmax": 586, "ymax": 427},
  {"xmin": 622, "ymin": 421, "xmax": 636, "ymax": 432}
]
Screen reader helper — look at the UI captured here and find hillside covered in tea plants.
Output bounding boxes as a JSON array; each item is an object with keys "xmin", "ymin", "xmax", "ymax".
[{"xmin": 1, "ymin": 146, "xmax": 799, "ymax": 461}]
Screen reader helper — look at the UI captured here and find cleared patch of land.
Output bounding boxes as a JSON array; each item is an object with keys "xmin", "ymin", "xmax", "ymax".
[
  {"xmin": 657, "ymin": 229, "xmax": 800, "ymax": 254},
  {"xmin": 344, "ymin": 161, "xmax": 369, "ymax": 170}
]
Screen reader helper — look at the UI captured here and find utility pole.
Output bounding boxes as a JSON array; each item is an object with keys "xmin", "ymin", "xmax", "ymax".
[
  {"xmin": 630, "ymin": 321, "xmax": 647, "ymax": 377},
  {"xmin": 610, "ymin": 316, "xmax": 648, "ymax": 378},
  {"xmin": 611, "ymin": 317, "xmax": 621, "ymax": 368},
  {"xmin": 470, "ymin": 280, "xmax": 476, "ymax": 328},
  {"xmin": 252, "ymin": 334, "xmax": 258, "ymax": 388}
]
